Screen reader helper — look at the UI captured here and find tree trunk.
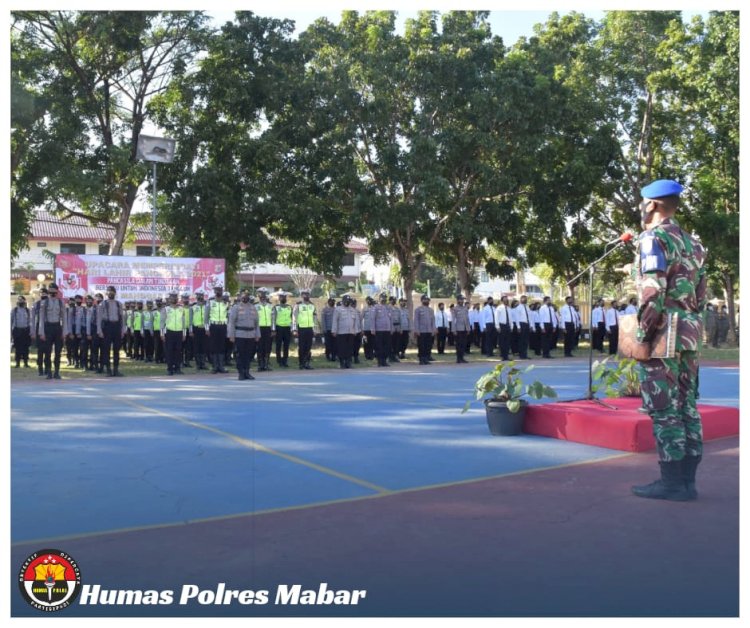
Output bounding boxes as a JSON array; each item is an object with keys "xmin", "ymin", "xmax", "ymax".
[
  {"xmin": 456, "ymin": 241, "xmax": 472, "ymax": 299},
  {"xmin": 723, "ymin": 271, "xmax": 738, "ymax": 346}
]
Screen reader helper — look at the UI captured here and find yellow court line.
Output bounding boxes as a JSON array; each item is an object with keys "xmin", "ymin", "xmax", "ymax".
[
  {"xmin": 116, "ymin": 396, "xmax": 391, "ymax": 495},
  {"xmin": 11, "ymin": 449, "xmax": 636, "ymax": 549}
]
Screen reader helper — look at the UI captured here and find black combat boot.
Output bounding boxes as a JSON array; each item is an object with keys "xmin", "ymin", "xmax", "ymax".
[
  {"xmin": 245, "ymin": 369, "xmax": 255, "ymax": 380},
  {"xmin": 632, "ymin": 461, "xmax": 691, "ymax": 501},
  {"xmin": 682, "ymin": 455, "xmax": 701, "ymax": 501}
]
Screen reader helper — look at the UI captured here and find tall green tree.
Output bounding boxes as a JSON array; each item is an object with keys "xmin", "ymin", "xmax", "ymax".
[
  {"xmin": 652, "ymin": 12, "xmax": 739, "ymax": 341},
  {"xmin": 11, "ymin": 11, "xmax": 208, "ymax": 255}
]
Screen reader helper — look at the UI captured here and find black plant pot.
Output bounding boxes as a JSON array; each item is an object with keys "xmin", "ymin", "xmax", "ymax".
[{"xmin": 484, "ymin": 399, "xmax": 528, "ymax": 436}]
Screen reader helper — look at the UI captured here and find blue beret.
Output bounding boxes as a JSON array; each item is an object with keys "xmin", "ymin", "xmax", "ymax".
[{"xmin": 640, "ymin": 179, "xmax": 683, "ymax": 199}]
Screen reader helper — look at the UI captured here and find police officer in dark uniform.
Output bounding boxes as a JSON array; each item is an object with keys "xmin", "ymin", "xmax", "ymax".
[
  {"xmin": 97, "ymin": 285, "xmax": 126, "ymax": 376},
  {"xmin": 38, "ymin": 283, "xmax": 67, "ymax": 379},
  {"xmin": 11, "ymin": 295, "xmax": 32, "ymax": 368},
  {"xmin": 31, "ymin": 287, "xmax": 49, "ymax": 376}
]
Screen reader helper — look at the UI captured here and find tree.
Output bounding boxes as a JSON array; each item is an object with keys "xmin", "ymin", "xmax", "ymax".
[
  {"xmin": 652, "ymin": 12, "xmax": 739, "ymax": 342},
  {"xmin": 152, "ymin": 11, "xmax": 357, "ymax": 278},
  {"xmin": 11, "ymin": 11, "xmax": 209, "ymax": 255}
]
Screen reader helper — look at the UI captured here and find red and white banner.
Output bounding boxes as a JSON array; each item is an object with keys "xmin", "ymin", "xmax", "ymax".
[{"xmin": 54, "ymin": 255, "xmax": 226, "ymax": 302}]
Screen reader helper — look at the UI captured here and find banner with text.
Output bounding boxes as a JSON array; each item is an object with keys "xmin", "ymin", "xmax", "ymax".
[{"xmin": 54, "ymin": 255, "xmax": 226, "ymax": 302}]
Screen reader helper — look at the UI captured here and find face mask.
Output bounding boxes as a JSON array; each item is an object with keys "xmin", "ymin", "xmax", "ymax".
[
  {"xmin": 280, "ymin": 297, "xmax": 287, "ymax": 304},
  {"xmin": 108, "ymin": 292, "xmax": 115, "ymax": 299},
  {"xmin": 241, "ymin": 296, "xmax": 250, "ymax": 303}
]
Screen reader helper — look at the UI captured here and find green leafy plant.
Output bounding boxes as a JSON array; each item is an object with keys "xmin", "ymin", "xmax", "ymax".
[
  {"xmin": 463, "ymin": 361, "xmax": 558, "ymax": 414},
  {"xmin": 591, "ymin": 356, "xmax": 640, "ymax": 398}
]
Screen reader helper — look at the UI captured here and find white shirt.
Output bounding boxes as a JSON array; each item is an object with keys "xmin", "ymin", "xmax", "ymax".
[
  {"xmin": 495, "ymin": 304, "xmax": 511, "ymax": 326},
  {"xmin": 469, "ymin": 308, "xmax": 480, "ymax": 326},
  {"xmin": 561, "ymin": 304, "xmax": 576, "ymax": 324},
  {"xmin": 605, "ymin": 307, "xmax": 620, "ymax": 330},
  {"xmin": 538, "ymin": 304, "xmax": 555, "ymax": 326},
  {"xmin": 624, "ymin": 304, "xmax": 638, "ymax": 315},
  {"xmin": 435, "ymin": 309, "xmax": 450, "ymax": 328},
  {"xmin": 515, "ymin": 304, "xmax": 531, "ymax": 326},
  {"xmin": 480, "ymin": 304, "xmax": 496, "ymax": 330},
  {"xmin": 592, "ymin": 306, "xmax": 605, "ymax": 326}
]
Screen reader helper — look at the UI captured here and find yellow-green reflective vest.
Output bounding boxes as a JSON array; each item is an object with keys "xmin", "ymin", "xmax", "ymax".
[
  {"xmin": 192, "ymin": 304, "xmax": 205, "ymax": 327},
  {"xmin": 297, "ymin": 304, "xmax": 315, "ymax": 328},
  {"xmin": 153, "ymin": 311, "xmax": 161, "ymax": 330},
  {"xmin": 133, "ymin": 311, "xmax": 143, "ymax": 331},
  {"xmin": 183, "ymin": 307, "xmax": 191, "ymax": 330},
  {"xmin": 209, "ymin": 300, "xmax": 228, "ymax": 323},
  {"xmin": 275, "ymin": 306, "xmax": 292, "ymax": 327},
  {"xmin": 257, "ymin": 303, "xmax": 273, "ymax": 327},
  {"xmin": 166, "ymin": 307, "xmax": 183, "ymax": 332}
]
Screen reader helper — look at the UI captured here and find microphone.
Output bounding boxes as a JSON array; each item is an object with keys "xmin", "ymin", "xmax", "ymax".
[{"xmin": 605, "ymin": 232, "xmax": 634, "ymax": 246}]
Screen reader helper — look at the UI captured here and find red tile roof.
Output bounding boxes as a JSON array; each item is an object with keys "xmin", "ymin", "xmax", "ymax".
[
  {"xmin": 30, "ymin": 211, "xmax": 159, "ymax": 244},
  {"xmin": 30, "ymin": 211, "xmax": 369, "ymax": 253}
]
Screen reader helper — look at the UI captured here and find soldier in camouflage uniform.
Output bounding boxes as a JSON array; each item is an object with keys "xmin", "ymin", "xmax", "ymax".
[{"xmin": 632, "ymin": 179, "xmax": 707, "ymax": 502}]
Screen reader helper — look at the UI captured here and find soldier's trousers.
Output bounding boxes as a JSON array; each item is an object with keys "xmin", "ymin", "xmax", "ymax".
[
  {"xmin": 297, "ymin": 328, "xmax": 314, "ymax": 365},
  {"xmin": 608, "ymin": 326, "xmax": 619, "ymax": 354},
  {"xmin": 209, "ymin": 324, "xmax": 227, "ymax": 362},
  {"xmin": 436, "ymin": 327, "xmax": 447, "ymax": 353},
  {"xmin": 165, "ymin": 330, "xmax": 183, "ymax": 373},
  {"xmin": 363, "ymin": 331, "xmax": 374, "ymax": 359},
  {"xmin": 258, "ymin": 327, "xmax": 273, "ymax": 364},
  {"xmin": 497, "ymin": 324, "xmax": 511, "ymax": 360},
  {"xmin": 374, "ymin": 331, "xmax": 390, "ymax": 365},
  {"xmin": 43, "ymin": 322, "xmax": 64, "ymax": 374},
  {"xmin": 483, "ymin": 324, "xmax": 496, "ymax": 356},
  {"xmin": 324, "ymin": 331, "xmax": 336, "ymax": 360},
  {"xmin": 455, "ymin": 331, "xmax": 468, "ymax": 361},
  {"xmin": 517, "ymin": 323, "xmax": 530, "ymax": 359},
  {"xmin": 101, "ymin": 321, "xmax": 122, "ymax": 370},
  {"xmin": 192, "ymin": 328, "xmax": 206, "ymax": 364},
  {"xmin": 639, "ymin": 351, "xmax": 702, "ymax": 462},
  {"xmin": 154, "ymin": 331, "xmax": 164, "ymax": 363},
  {"xmin": 144, "ymin": 330, "xmax": 155, "ymax": 361},
  {"xmin": 275, "ymin": 326, "xmax": 291, "ymax": 363},
  {"xmin": 13, "ymin": 328, "xmax": 31, "ymax": 364},
  {"xmin": 336, "ymin": 334, "xmax": 353, "ymax": 364},
  {"xmin": 235, "ymin": 337, "xmax": 256, "ymax": 375}
]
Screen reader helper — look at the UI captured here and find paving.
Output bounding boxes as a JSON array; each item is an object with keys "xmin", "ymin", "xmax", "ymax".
[{"xmin": 10, "ymin": 358, "xmax": 740, "ymax": 617}]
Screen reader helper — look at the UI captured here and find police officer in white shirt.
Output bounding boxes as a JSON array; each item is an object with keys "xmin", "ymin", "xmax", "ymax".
[
  {"xmin": 435, "ymin": 302, "xmax": 450, "ymax": 354},
  {"xmin": 480, "ymin": 297, "xmax": 497, "ymax": 356},
  {"xmin": 591, "ymin": 298, "xmax": 606, "ymax": 353},
  {"xmin": 605, "ymin": 299, "xmax": 620, "ymax": 355},
  {"xmin": 561, "ymin": 296, "xmax": 577, "ymax": 357},
  {"xmin": 538, "ymin": 296, "xmax": 555, "ymax": 358},
  {"xmin": 495, "ymin": 296, "xmax": 512, "ymax": 361},
  {"xmin": 515, "ymin": 295, "xmax": 532, "ymax": 359}
]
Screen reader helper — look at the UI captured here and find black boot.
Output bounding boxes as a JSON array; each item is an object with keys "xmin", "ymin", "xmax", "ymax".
[
  {"xmin": 238, "ymin": 369, "xmax": 246, "ymax": 380},
  {"xmin": 339, "ymin": 358, "xmax": 346, "ymax": 369},
  {"xmin": 632, "ymin": 461, "xmax": 691, "ymax": 501},
  {"xmin": 211, "ymin": 354, "xmax": 219, "ymax": 374},
  {"xmin": 683, "ymin": 455, "xmax": 701, "ymax": 500},
  {"xmin": 245, "ymin": 369, "xmax": 255, "ymax": 380}
]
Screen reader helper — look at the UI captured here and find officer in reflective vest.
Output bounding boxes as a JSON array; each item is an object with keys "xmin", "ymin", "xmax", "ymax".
[
  {"xmin": 162, "ymin": 291, "xmax": 185, "ymax": 375},
  {"xmin": 255, "ymin": 287, "xmax": 275, "ymax": 372},
  {"xmin": 293, "ymin": 289, "xmax": 317, "ymax": 370},
  {"xmin": 153, "ymin": 297, "xmax": 164, "ymax": 363},
  {"xmin": 181, "ymin": 292, "xmax": 193, "ymax": 368},
  {"xmin": 133, "ymin": 301, "xmax": 144, "ymax": 361},
  {"xmin": 191, "ymin": 290, "xmax": 208, "ymax": 370},
  {"xmin": 206, "ymin": 285, "xmax": 229, "ymax": 373},
  {"xmin": 273, "ymin": 291, "xmax": 293, "ymax": 367}
]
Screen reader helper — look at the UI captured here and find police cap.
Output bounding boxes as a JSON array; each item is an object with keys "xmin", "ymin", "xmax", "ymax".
[
  {"xmin": 421, "ymin": 294, "xmax": 430, "ymax": 301},
  {"xmin": 640, "ymin": 179, "xmax": 684, "ymax": 199}
]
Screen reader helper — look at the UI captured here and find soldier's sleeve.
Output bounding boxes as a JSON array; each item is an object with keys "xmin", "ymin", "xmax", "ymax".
[{"xmin": 638, "ymin": 233, "xmax": 668, "ymax": 339}]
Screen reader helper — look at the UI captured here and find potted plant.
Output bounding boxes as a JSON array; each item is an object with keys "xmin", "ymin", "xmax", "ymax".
[
  {"xmin": 591, "ymin": 357, "xmax": 640, "ymax": 398},
  {"xmin": 463, "ymin": 361, "xmax": 558, "ymax": 436}
]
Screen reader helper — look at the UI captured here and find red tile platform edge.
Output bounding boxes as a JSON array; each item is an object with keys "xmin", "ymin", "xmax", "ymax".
[{"xmin": 524, "ymin": 397, "xmax": 739, "ymax": 452}]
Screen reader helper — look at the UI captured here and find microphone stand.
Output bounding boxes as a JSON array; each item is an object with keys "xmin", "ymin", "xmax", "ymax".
[{"xmin": 562, "ymin": 239, "xmax": 631, "ymax": 408}]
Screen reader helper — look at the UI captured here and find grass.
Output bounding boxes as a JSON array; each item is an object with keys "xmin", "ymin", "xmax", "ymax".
[{"xmin": 10, "ymin": 339, "xmax": 738, "ymax": 382}]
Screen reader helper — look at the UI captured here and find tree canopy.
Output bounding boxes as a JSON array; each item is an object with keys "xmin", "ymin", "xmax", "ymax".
[{"xmin": 11, "ymin": 10, "xmax": 739, "ymax": 313}]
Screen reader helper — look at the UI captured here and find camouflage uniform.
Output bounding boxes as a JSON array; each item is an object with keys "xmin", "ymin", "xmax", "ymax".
[{"xmin": 636, "ymin": 216, "xmax": 707, "ymax": 463}]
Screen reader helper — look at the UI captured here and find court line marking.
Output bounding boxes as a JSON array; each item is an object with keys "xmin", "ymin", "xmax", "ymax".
[
  {"xmin": 115, "ymin": 396, "xmax": 391, "ymax": 495},
  {"xmin": 11, "ymin": 449, "xmax": 638, "ymax": 548}
]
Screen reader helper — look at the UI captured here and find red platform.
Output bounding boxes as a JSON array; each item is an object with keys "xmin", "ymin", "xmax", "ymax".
[{"xmin": 524, "ymin": 397, "xmax": 739, "ymax": 452}]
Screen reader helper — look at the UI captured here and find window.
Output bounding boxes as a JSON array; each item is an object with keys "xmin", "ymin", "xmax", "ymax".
[
  {"xmin": 60, "ymin": 243, "xmax": 86, "ymax": 254},
  {"xmin": 98, "ymin": 244, "xmax": 110, "ymax": 255},
  {"xmin": 341, "ymin": 253, "xmax": 355, "ymax": 267},
  {"xmin": 136, "ymin": 246, "xmax": 160, "ymax": 256},
  {"xmin": 36, "ymin": 242, "xmax": 47, "ymax": 247},
  {"xmin": 480, "ymin": 271, "xmax": 489, "ymax": 282}
]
